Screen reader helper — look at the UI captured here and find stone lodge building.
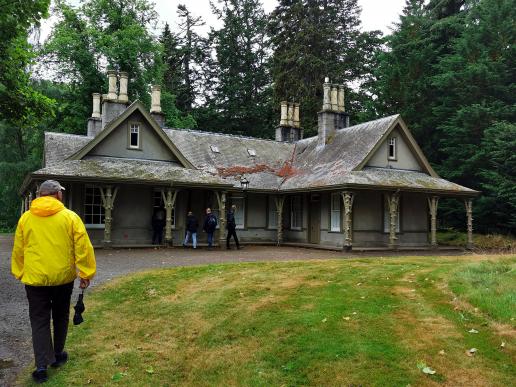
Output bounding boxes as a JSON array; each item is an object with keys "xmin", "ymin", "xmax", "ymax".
[{"xmin": 20, "ymin": 71, "xmax": 478, "ymax": 250}]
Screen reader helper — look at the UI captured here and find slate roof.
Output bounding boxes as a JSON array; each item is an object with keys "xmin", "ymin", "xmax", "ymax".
[
  {"xmin": 32, "ymin": 112, "xmax": 477, "ymax": 195},
  {"xmin": 33, "ymin": 157, "xmax": 230, "ymax": 187}
]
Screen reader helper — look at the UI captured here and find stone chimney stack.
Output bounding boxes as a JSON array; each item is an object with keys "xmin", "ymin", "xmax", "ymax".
[
  {"xmin": 317, "ymin": 77, "xmax": 349, "ymax": 147},
  {"xmin": 87, "ymin": 93, "xmax": 102, "ymax": 136},
  {"xmin": 101, "ymin": 70, "xmax": 130, "ymax": 129},
  {"xmin": 276, "ymin": 101, "xmax": 303, "ymax": 142},
  {"xmin": 150, "ymin": 85, "xmax": 165, "ymax": 127}
]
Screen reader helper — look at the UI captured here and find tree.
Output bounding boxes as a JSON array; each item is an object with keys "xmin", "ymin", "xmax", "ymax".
[
  {"xmin": 268, "ymin": 0, "xmax": 382, "ymax": 135},
  {"xmin": 432, "ymin": 0, "xmax": 516, "ymax": 232},
  {"xmin": 40, "ymin": 0, "xmax": 163, "ymax": 133},
  {"xmin": 0, "ymin": 0, "xmax": 54, "ymax": 229},
  {"xmin": 197, "ymin": 0, "xmax": 272, "ymax": 137}
]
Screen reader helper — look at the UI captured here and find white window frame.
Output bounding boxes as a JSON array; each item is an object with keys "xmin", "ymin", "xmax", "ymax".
[
  {"xmin": 330, "ymin": 193, "xmax": 341, "ymax": 232},
  {"xmin": 231, "ymin": 197, "xmax": 245, "ymax": 229},
  {"xmin": 268, "ymin": 196, "xmax": 278, "ymax": 229},
  {"xmin": 129, "ymin": 123, "xmax": 140, "ymax": 149},
  {"xmin": 84, "ymin": 185, "xmax": 105, "ymax": 228},
  {"xmin": 388, "ymin": 137, "xmax": 397, "ymax": 160},
  {"xmin": 383, "ymin": 195, "xmax": 401, "ymax": 233},
  {"xmin": 290, "ymin": 196, "xmax": 302, "ymax": 230},
  {"xmin": 153, "ymin": 189, "xmax": 175, "ymax": 228}
]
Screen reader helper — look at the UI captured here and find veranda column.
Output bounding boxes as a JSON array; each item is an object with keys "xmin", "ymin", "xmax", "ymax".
[
  {"xmin": 341, "ymin": 191, "xmax": 355, "ymax": 251},
  {"xmin": 215, "ymin": 191, "xmax": 227, "ymax": 248},
  {"xmin": 162, "ymin": 188, "xmax": 178, "ymax": 246},
  {"xmin": 274, "ymin": 195, "xmax": 285, "ymax": 246},
  {"xmin": 464, "ymin": 198, "xmax": 474, "ymax": 249},
  {"xmin": 100, "ymin": 186, "xmax": 119, "ymax": 246},
  {"xmin": 387, "ymin": 191, "xmax": 400, "ymax": 249},
  {"xmin": 427, "ymin": 196, "xmax": 439, "ymax": 248}
]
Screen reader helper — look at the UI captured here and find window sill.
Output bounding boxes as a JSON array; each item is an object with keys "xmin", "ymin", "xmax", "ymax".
[
  {"xmin": 127, "ymin": 147, "xmax": 143, "ymax": 151},
  {"xmin": 86, "ymin": 224, "xmax": 105, "ymax": 229}
]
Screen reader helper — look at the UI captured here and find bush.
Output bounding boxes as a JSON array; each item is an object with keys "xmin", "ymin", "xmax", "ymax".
[{"xmin": 437, "ymin": 229, "xmax": 515, "ymax": 251}]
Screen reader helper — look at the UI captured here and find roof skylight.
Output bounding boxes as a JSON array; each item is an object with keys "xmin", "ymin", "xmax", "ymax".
[
  {"xmin": 247, "ymin": 148, "xmax": 256, "ymax": 156},
  {"xmin": 210, "ymin": 145, "xmax": 220, "ymax": 153}
]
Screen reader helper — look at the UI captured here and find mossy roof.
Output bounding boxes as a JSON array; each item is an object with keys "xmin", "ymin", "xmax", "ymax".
[{"xmin": 34, "ymin": 113, "xmax": 477, "ymax": 195}]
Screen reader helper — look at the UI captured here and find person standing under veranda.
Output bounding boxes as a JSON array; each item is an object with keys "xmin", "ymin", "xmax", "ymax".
[
  {"xmin": 151, "ymin": 206, "xmax": 166, "ymax": 245},
  {"xmin": 203, "ymin": 207, "xmax": 217, "ymax": 249},
  {"xmin": 226, "ymin": 204, "xmax": 241, "ymax": 250},
  {"xmin": 11, "ymin": 180, "xmax": 96, "ymax": 384},
  {"xmin": 183, "ymin": 210, "xmax": 199, "ymax": 249}
]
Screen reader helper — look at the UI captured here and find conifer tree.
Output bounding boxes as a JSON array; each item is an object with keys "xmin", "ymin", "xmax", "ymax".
[
  {"xmin": 198, "ymin": 0, "xmax": 272, "ymax": 137},
  {"xmin": 269, "ymin": 0, "xmax": 382, "ymax": 135}
]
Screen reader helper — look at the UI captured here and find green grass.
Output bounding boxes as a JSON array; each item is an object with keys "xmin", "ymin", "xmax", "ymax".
[
  {"xmin": 448, "ymin": 260, "xmax": 516, "ymax": 323},
  {"xmin": 20, "ymin": 255, "xmax": 516, "ymax": 386}
]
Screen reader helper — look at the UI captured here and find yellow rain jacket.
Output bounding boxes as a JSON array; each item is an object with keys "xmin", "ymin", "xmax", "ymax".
[{"xmin": 11, "ymin": 196, "xmax": 96, "ymax": 286}]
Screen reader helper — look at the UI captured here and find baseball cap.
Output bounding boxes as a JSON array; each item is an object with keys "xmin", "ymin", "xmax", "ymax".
[{"xmin": 38, "ymin": 180, "xmax": 66, "ymax": 196}]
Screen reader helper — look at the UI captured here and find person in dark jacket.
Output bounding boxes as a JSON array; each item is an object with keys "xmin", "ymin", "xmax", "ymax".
[
  {"xmin": 183, "ymin": 211, "xmax": 198, "ymax": 249},
  {"xmin": 203, "ymin": 208, "xmax": 217, "ymax": 248},
  {"xmin": 226, "ymin": 204, "xmax": 241, "ymax": 250},
  {"xmin": 151, "ymin": 207, "xmax": 166, "ymax": 245}
]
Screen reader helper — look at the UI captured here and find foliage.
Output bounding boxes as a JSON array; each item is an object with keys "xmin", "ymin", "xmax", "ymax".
[
  {"xmin": 374, "ymin": 0, "xmax": 515, "ymax": 233},
  {"xmin": 197, "ymin": 0, "xmax": 273, "ymax": 137},
  {"xmin": 0, "ymin": 0, "xmax": 54, "ymax": 229},
  {"xmin": 437, "ymin": 230, "xmax": 516, "ymax": 251},
  {"xmin": 39, "ymin": 0, "xmax": 163, "ymax": 133},
  {"xmin": 268, "ymin": 0, "xmax": 383, "ymax": 136}
]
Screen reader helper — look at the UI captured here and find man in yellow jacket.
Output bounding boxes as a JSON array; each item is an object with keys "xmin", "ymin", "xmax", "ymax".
[{"xmin": 11, "ymin": 180, "xmax": 96, "ymax": 384}]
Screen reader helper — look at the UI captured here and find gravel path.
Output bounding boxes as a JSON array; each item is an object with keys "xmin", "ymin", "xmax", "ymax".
[{"xmin": 0, "ymin": 233, "xmax": 464, "ymax": 385}]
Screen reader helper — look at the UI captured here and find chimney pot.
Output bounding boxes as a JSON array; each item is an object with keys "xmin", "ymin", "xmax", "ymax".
[
  {"xmin": 280, "ymin": 101, "xmax": 288, "ymax": 126},
  {"xmin": 293, "ymin": 103, "xmax": 300, "ymax": 128},
  {"xmin": 150, "ymin": 85, "xmax": 162, "ymax": 113},
  {"xmin": 337, "ymin": 85, "xmax": 345, "ymax": 112},
  {"xmin": 287, "ymin": 103, "xmax": 294, "ymax": 127},
  {"xmin": 107, "ymin": 70, "xmax": 117, "ymax": 100},
  {"xmin": 118, "ymin": 71, "xmax": 128, "ymax": 103},
  {"xmin": 91, "ymin": 93, "xmax": 101, "ymax": 118}
]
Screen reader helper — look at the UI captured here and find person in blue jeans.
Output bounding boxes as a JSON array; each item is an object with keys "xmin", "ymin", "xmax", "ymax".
[
  {"xmin": 183, "ymin": 211, "xmax": 198, "ymax": 249},
  {"xmin": 203, "ymin": 207, "xmax": 217, "ymax": 249}
]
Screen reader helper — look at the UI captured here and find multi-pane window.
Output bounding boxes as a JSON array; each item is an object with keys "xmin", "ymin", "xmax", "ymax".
[
  {"xmin": 383, "ymin": 195, "xmax": 401, "ymax": 233},
  {"xmin": 268, "ymin": 196, "xmax": 278, "ymax": 229},
  {"xmin": 330, "ymin": 193, "xmax": 341, "ymax": 232},
  {"xmin": 388, "ymin": 137, "xmax": 397, "ymax": 160},
  {"xmin": 129, "ymin": 124, "xmax": 140, "ymax": 148},
  {"xmin": 84, "ymin": 185, "xmax": 105, "ymax": 226},
  {"xmin": 291, "ymin": 196, "xmax": 302, "ymax": 230},
  {"xmin": 153, "ymin": 189, "xmax": 175, "ymax": 228},
  {"xmin": 231, "ymin": 197, "xmax": 245, "ymax": 229}
]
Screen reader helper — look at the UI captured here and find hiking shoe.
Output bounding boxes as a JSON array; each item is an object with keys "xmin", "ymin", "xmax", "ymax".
[
  {"xmin": 51, "ymin": 351, "xmax": 68, "ymax": 368},
  {"xmin": 32, "ymin": 368, "xmax": 48, "ymax": 384}
]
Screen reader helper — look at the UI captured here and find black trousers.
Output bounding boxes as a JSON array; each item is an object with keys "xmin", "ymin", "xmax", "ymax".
[
  {"xmin": 226, "ymin": 227, "xmax": 240, "ymax": 248},
  {"xmin": 25, "ymin": 281, "xmax": 74, "ymax": 368},
  {"xmin": 152, "ymin": 227, "xmax": 164, "ymax": 244}
]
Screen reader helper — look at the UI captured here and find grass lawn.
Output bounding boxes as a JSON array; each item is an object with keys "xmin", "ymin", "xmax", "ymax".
[{"xmin": 21, "ymin": 254, "xmax": 515, "ymax": 386}]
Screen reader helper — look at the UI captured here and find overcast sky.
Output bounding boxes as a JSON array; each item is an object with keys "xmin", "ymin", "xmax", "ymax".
[{"xmin": 40, "ymin": 0, "xmax": 406, "ymax": 42}]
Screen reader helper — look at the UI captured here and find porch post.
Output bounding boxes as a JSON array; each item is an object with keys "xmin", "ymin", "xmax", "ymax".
[
  {"xmin": 24, "ymin": 195, "xmax": 28, "ymax": 212},
  {"xmin": 162, "ymin": 188, "xmax": 177, "ymax": 246},
  {"xmin": 215, "ymin": 191, "xmax": 227, "ymax": 248},
  {"xmin": 387, "ymin": 191, "xmax": 400, "ymax": 249},
  {"xmin": 464, "ymin": 198, "xmax": 474, "ymax": 249},
  {"xmin": 274, "ymin": 195, "xmax": 285, "ymax": 246},
  {"xmin": 28, "ymin": 192, "xmax": 33, "ymax": 207},
  {"xmin": 100, "ymin": 185, "xmax": 119, "ymax": 247},
  {"xmin": 427, "ymin": 196, "xmax": 439, "ymax": 248},
  {"xmin": 341, "ymin": 191, "xmax": 355, "ymax": 251}
]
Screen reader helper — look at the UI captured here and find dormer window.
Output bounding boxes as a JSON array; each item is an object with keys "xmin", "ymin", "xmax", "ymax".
[
  {"xmin": 388, "ymin": 137, "xmax": 397, "ymax": 160},
  {"xmin": 210, "ymin": 145, "xmax": 220, "ymax": 153},
  {"xmin": 129, "ymin": 123, "xmax": 140, "ymax": 149},
  {"xmin": 247, "ymin": 148, "xmax": 256, "ymax": 157}
]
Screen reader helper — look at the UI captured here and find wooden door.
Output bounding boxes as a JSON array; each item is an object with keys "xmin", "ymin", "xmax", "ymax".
[{"xmin": 309, "ymin": 200, "xmax": 321, "ymax": 244}]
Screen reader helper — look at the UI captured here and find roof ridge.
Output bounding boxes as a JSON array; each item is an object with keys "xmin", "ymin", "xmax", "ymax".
[
  {"xmin": 164, "ymin": 127, "xmax": 282, "ymax": 144},
  {"xmin": 45, "ymin": 131, "xmax": 92, "ymax": 139}
]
